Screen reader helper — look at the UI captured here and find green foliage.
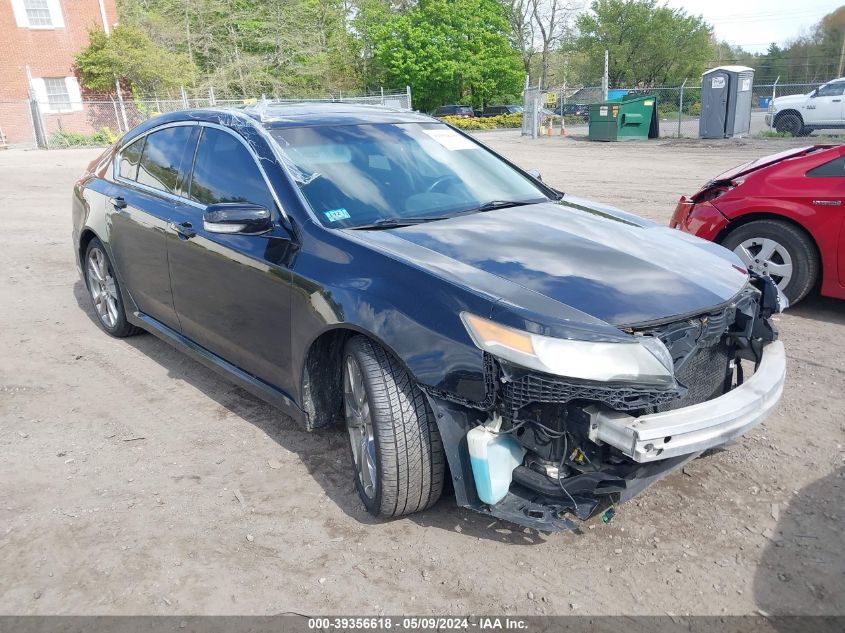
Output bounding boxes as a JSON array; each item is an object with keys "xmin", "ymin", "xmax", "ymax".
[
  {"xmin": 574, "ymin": 0, "xmax": 712, "ymax": 86},
  {"xmin": 117, "ymin": 0, "xmax": 361, "ymax": 97},
  {"xmin": 759, "ymin": 130, "xmax": 792, "ymax": 138},
  {"xmin": 441, "ymin": 113, "xmax": 523, "ymax": 129},
  {"xmin": 49, "ymin": 127, "xmax": 119, "ymax": 147},
  {"xmin": 367, "ymin": 0, "xmax": 525, "ymax": 112},
  {"xmin": 75, "ymin": 25, "xmax": 196, "ymax": 94}
]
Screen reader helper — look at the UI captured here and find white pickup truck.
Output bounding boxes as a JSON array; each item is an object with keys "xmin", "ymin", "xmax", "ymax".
[{"xmin": 766, "ymin": 77, "xmax": 845, "ymax": 136}]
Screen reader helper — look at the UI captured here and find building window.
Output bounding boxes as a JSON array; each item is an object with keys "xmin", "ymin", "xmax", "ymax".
[
  {"xmin": 11, "ymin": 0, "xmax": 64, "ymax": 29},
  {"xmin": 44, "ymin": 78, "xmax": 71, "ymax": 112},
  {"xmin": 24, "ymin": 0, "xmax": 52, "ymax": 26}
]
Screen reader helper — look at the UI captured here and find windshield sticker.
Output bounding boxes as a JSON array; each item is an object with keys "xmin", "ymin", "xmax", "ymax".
[
  {"xmin": 423, "ymin": 128, "xmax": 477, "ymax": 151},
  {"xmin": 324, "ymin": 208, "xmax": 351, "ymax": 222}
]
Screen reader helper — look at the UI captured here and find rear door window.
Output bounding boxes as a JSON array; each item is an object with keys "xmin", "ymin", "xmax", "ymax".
[
  {"xmin": 137, "ymin": 126, "xmax": 194, "ymax": 196},
  {"xmin": 807, "ymin": 155, "xmax": 845, "ymax": 177},
  {"xmin": 118, "ymin": 136, "xmax": 145, "ymax": 181},
  {"xmin": 187, "ymin": 127, "xmax": 276, "ymax": 210}
]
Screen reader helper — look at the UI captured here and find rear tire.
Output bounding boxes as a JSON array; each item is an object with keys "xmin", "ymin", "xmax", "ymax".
[
  {"xmin": 721, "ymin": 219, "xmax": 818, "ymax": 305},
  {"xmin": 774, "ymin": 113, "xmax": 803, "ymax": 136},
  {"xmin": 83, "ymin": 238, "xmax": 142, "ymax": 338},
  {"xmin": 342, "ymin": 336, "xmax": 445, "ymax": 518}
]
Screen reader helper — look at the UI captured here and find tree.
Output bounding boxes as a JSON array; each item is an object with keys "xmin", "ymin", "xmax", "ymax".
[
  {"xmin": 117, "ymin": 0, "xmax": 363, "ymax": 98},
  {"xmin": 368, "ymin": 0, "xmax": 524, "ymax": 110},
  {"xmin": 75, "ymin": 25, "xmax": 196, "ymax": 95},
  {"xmin": 529, "ymin": 0, "xmax": 580, "ymax": 85},
  {"xmin": 503, "ymin": 0, "xmax": 537, "ymax": 73},
  {"xmin": 574, "ymin": 0, "xmax": 712, "ymax": 86},
  {"xmin": 502, "ymin": 0, "xmax": 582, "ymax": 85}
]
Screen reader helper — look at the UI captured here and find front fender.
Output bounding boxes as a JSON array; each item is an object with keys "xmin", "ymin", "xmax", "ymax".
[{"xmin": 291, "ymin": 253, "xmax": 495, "ymax": 406}]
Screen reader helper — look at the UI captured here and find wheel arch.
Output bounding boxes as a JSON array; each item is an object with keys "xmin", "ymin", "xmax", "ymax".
[
  {"xmin": 773, "ymin": 109, "xmax": 803, "ymax": 123},
  {"xmin": 77, "ymin": 226, "xmax": 140, "ymax": 320},
  {"xmin": 773, "ymin": 109, "xmax": 804, "ymax": 130},
  {"xmin": 77, "ymin": 227, "xmax": 101, "ymax": 269},
  {"xmin": 715, "ymin": 211, "xmax": 821, "ymax": 264},
  {"xmin": 299, "ymin": 325, "xmax": 421, "ymax": 432}
]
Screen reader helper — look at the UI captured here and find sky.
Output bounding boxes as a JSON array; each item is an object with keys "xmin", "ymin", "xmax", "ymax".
[{"xmin": 663, "ymin": 0, "xmax": 839, "ymax": 54}]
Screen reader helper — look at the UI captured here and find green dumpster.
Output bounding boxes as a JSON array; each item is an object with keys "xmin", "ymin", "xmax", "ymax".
[{"xmin": 588, "ymin": 94, "xmax": 659, "ymax": 141}]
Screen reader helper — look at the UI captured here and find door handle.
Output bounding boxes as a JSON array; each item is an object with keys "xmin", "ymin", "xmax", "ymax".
[
  {"xmin": 833, "ymin": 99, "xmax": 842, "ymax": 102},
  {"xmin": 109, "ymin": 196, "xmax": 127, "ymax": 209},
  {"xmin": 169, "ymin": 221, "xmax": 196, "ymax": 239}
]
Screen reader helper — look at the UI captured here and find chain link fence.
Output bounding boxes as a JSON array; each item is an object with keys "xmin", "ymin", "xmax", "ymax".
[
  {"xmin": 535, "ymin": 82, "xmax": 825, "ymax": 139},
  {"xmin": 1, "ymin": 86, "xmax": 412, "ymax": 149},
  {"xmin": 1, "ymin": 79, "xmax": 835, "ymax": 149}
]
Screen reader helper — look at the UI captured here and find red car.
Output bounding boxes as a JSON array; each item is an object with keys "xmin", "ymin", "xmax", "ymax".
[{"xmin": 671, "ymin": 144, "xmax": 845, "ymax": 305}]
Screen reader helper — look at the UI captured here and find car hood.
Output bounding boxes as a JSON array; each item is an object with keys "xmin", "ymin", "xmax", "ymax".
[
  {"xmin": 773, "ymin": 93, "xmax": 810, "ymax": 108},
  {"xmin": 346, "ymin": 196, "xmax": 749, "ymax": 327}
]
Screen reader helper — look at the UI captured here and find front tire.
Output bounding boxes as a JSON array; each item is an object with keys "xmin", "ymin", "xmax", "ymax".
[
  {"xmin": 83, "ymin": 238, "xmax": 141, "ymax": 337},
  {"xmin": 342, "ymin": 336, "xmax": 445, "ymax": 518},
  {"xmin": 774, "ymin": 113, "xmax": 803, "ymax": 136},
  {"xmin": 721, "ymin": 219, "xmax": 818, "ymax": 305}
]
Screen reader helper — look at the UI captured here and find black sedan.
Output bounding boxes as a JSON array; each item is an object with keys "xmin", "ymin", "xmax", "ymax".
[{"xmin": 73, "ymin": 103, "xmax": 786, "ymax": 531}]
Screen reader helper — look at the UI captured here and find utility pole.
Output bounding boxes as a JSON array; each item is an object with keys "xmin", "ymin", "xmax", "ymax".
[
  {"xmin": 838, "ymin": 32, "xmax": 845, "ymax": 77},
  {"xmin": 602, "ymin": 50, "xmax": 609, "ymax": 101}
]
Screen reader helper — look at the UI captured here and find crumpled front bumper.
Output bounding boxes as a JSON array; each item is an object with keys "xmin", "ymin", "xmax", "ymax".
[{"xmin": 587, "ymin": 341, "xmax": 786, "ymax": 462}]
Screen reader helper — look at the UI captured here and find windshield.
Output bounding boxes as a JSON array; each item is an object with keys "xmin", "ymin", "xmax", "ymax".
[{"xmin": 269, "ymin": 122, "xmax": 548, "ymax": 228}]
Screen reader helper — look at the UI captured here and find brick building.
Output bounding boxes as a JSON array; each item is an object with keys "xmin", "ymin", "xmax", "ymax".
[{"xmin": 0, "ymin": 0, "xmax": 117, "ymax": 146}]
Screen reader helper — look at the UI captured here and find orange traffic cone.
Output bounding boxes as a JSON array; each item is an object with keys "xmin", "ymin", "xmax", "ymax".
[{"xmin": 560, "ymin": 119, "xmax": 566, "ymax": 136}]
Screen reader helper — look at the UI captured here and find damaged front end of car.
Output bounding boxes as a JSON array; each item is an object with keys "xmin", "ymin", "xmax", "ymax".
[{"xmin": 423, "ymin": 275, "xmax": 787, "ymax": 532}]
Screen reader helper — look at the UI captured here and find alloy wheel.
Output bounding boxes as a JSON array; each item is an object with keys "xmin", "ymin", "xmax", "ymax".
[
  {"xmin": 343, "ymin": 356, "xmax": 377, "ymax": 499},
  {"xmin": 732, "ymin": 237, "xmax": 793, "ymax": 290},
  {"xmin": 86, "ymin": 246, "xmax": 120, "ymax": 328}
]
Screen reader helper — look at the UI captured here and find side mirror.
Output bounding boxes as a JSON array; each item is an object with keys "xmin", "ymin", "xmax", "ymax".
[
  {"xmin": 810, "ymin": 88, "xmax": 819, "ymax": 98},
  {"xmin": 527, "ymin": 169, "xmax": 543, "ymax": 182},
  {"xmin": 203, "ymin": 203, "xmax": 272, "ymax": 235}
]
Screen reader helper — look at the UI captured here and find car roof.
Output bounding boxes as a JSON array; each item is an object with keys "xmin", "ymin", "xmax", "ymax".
[
  {"xmin": 119, "ymin": 103, "xmax": 437, "ymax": 144},
  {"xmin": 242, "ymin": 101, "xmax": 435, "ymax": 127}
]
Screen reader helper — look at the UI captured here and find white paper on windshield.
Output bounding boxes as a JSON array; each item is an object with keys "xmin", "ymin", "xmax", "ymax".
[{"xmin": 423, "ymin": 128, "xmax": 477, "ymax": 151}]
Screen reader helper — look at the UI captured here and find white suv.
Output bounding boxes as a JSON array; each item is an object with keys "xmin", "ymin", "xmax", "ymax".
[{"xmin": 766, "ymin": 78, "xmax": 845, "ymax": 136}]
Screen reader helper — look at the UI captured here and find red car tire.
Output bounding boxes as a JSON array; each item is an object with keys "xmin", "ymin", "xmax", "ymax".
[{"xmin": 721, "ymin": 219, "xmax": 819, "ymax": 305}]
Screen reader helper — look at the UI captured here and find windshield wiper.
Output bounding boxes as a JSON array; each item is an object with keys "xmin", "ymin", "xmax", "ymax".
[
  {"xmin": 348, "ymin": 217, "xmax": 444, "ymax": 230},
  {"xmin": 462, "ymin": 198, "xmax": 547, "ymax": 214}
]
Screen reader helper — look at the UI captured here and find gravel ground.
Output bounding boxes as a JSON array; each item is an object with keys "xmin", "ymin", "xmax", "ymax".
[{"xmin": 0, "ymin": 136, "xmax": 843, "ymax": 616}]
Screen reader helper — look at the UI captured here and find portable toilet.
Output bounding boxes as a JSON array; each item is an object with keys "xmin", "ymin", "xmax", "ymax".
[{"xmin": 699, "ymin": 66, "xmax": 754, "ymax": 139}]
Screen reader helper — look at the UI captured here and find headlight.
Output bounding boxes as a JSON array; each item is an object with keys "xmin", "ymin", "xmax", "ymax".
[{"xmin": 461, "ymin": 312, "xmax": 676, "ymax": 388}]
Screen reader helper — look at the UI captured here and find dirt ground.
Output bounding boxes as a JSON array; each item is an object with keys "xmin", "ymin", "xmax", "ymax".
[{"xmin": 1, "ymin": 134, "xmax": 843, "ymax": 617}]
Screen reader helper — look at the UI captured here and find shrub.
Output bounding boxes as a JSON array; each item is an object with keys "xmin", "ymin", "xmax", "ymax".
[
  {"xmin": 441, "ymin": 113, "xmax": 523, "ymax": 130},
  {"xmin": 690, "ymin": 101, "xmax": 701, "ymax": 116},
  {"xmin": 50, "ymin": 127, "xmax": 119, "ymax": 147}
]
